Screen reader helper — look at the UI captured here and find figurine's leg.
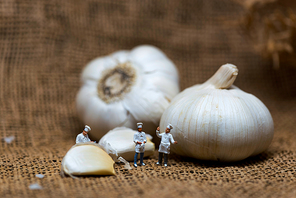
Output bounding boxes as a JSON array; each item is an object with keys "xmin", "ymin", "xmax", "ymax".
[
  {"xmin": 134, "ymin": 152, "xmax": 138, "ymax": 167},
  {"xmin": 140, "ymin": 153, "xmax": 145, "ymax": 166},
  {"xmin": 157, "ymin": 152, "xmax": 163, "ymax": 164},
  {"xmin": 164, "ymin": 154, "xmax": 168, "ymax": 166}
]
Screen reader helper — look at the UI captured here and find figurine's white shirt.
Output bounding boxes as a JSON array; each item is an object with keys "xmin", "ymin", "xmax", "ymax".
[
  {"xmin": 133, "ymin": 131, "xmax": 147, "ymax": 153},
  {"xmin": 156, "ymin": 130, "xmax": 175, "ymax": 154},
  {"xmin": 76, "ymin": 133, "xmax": 91, "ymax": 143}
]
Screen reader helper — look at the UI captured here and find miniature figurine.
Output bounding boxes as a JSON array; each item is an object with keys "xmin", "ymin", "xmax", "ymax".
[
  {"xmin": 133, "ymin": 122, "xmax": 147, "ymax": 167},
  {"xmin": 156, "ymin": 124, "xmax": 178, "ymax": 167},
  {"xmin": 76, "ymin": 125, "xmax": 93, "ymax": 143}
]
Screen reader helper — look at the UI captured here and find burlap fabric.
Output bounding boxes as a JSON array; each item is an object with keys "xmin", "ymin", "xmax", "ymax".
[{"xmin": 1, "ymin": 0, "xmax": 296, "ymax": 197}]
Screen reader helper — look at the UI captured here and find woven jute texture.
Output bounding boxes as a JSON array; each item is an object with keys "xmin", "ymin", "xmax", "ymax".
[{"xmin": 1, "ymin": 0, "xmax": 296, "ymax": 197}]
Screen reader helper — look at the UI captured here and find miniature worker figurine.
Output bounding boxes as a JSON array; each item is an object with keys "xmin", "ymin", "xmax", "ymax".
[
  {"xmin": 133, "ymin": 122, "xmax": 147, "ymax": 167},
  {"xmin": 156, "ymin": 124, "xmax": 178, "ymax": 167},
  {"xmin": 76, "ymin": 125, "xmax": 93, "ymax": 143}
]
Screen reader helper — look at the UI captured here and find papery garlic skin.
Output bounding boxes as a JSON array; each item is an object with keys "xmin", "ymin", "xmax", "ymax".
[
  {"xmin": 76, "ymin": 45, "xmax": 179, "ymax": 140},
  {"xmin": 61, "ymin": 143, "xmax": 115, "ymax": 176},
  {"xmin": 160, "ymin": 64, "xmax": 274, "ymax": 162},
  {"xmin": 99, "ymin": 127, "xmax": 155, "ymax": 161}
]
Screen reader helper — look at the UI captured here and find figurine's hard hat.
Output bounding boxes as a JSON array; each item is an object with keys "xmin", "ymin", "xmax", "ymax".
[
  {"xmin": 84, "ymin": 125, "xmax": 91, "ymax": 132},
  {"xmin": 167, "ymin": 124, "xmax": 173, "ymax": 130},
  {"xmin": 137, "ymin": 122, "xmax": 143, "ymax": 128}
]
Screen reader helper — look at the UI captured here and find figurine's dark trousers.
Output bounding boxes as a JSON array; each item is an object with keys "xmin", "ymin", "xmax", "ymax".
[
  {"xmin": 134, "ymin": 152, "xmax": 144, "ymax": 164},
  {"xmin": 158, "ymin": 152, "xmax": 168, "ymax": 164}
]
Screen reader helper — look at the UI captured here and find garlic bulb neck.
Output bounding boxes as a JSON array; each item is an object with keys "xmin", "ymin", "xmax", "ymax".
[
  {"xmin": 203, "ymin": 63, "xmax": 238, "ymax": 89},
  {"xmin": 97, "ymin": 62, "xmax": 136, "ymax": 103}
]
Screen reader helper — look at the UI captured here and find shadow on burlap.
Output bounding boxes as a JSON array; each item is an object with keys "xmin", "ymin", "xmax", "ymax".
[{"xmin": 0, "ymin": 0, "xmax": 295, "ymax": 197}]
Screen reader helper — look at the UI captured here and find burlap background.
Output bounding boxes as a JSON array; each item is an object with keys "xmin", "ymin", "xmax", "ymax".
[{"xmin": 0, "ymin": 0, "xmax": 295, "ymax": 197}]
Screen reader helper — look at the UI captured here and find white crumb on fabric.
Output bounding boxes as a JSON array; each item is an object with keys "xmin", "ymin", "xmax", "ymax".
[
  {"xmin": 36, "ymin": 174, "xmax": 45, "ymax": 178},
  {"xmin": 29, "ymin": 183, "xmax": 43, "ymax": 190},
  {"xmin": 3, "ymin": 136, "xmax": 15, "ymax": 144}
]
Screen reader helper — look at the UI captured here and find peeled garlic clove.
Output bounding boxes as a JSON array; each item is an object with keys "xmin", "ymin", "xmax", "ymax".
[
  {"xmin": 160, "ymin": 64, "xmax": 274, "ymax": 162},
  {"xmin": 76, "ymin": 45, "xmax": 180, "ymax": 139},
  {"xmin": 61, "ymin": 143, "xmax": 115, "ymax": 176},
  {"xmin": 99, "ymin": 127, "xmax": 155, "ymax": 161}
]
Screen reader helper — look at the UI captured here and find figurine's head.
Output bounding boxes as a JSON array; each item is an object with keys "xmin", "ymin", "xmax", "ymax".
[
  {"xmin": 137, "ymin": 122, "xmax": 143, "ymax": 132},
  {"xmin": 83, "ymin": 125, "xmax": 91, "ymax": 136},
  {"xmin": 166, "ymin": 124, "xmax": 173, "ymax": 133}
]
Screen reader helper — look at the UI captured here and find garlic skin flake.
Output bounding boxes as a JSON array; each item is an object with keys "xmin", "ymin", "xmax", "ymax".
[
  {"xmin": 160, "ymin": 64, "xmax": 274, "ymax": 162},
  {"xmin": 76, "ymin": 45, "xmax": 179, "ymax": 139},
  {"xmin": 99, "ymin": 127, "xmax": 155, "ymax": 161},
  {"xmin": 61, "ymin": 143, "xmax": 115, "ymax": 176}
]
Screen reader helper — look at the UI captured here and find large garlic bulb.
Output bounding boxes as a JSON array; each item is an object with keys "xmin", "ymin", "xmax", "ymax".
[
  {"xmin": 76, "ymin": 45, "xmax": 179, "ymax": 139},
  {"xmin": 160, "ymin": 64, "xmax": 274, "ymax": 162}
]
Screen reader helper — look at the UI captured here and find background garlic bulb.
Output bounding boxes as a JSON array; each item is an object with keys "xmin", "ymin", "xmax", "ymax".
[
  {"xmin": 160, "ymin": 64, "xmax": 274, "ymax": 162},
  {"xmin": 99, "ymin": 127, "xmax": 155, "ymax": 161},
  {"xmin": 76, "ymin": 45, "xmax": 179, "ymax": 139},
  {"xmin": 61, "ymin": 143, "xmax": 116, "ymax": 177}
]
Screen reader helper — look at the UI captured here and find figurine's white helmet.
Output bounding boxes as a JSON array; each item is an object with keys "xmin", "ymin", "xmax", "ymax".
[
  {"xmin": 167, "ymin": 124, "xmax": 173, "ymax": 130},
  {"xmin": 137, "ymin": 122, "xmax": 143, "ymax": 129},
  {"xmin": 84, "ymin": 125, "xmax": 91, "ymax": 132}
]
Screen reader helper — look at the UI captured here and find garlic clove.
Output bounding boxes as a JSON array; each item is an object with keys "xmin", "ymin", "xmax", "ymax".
[
  {"xmin": 85, "ymin": 100, "xmax": 128, "ymax": 131},
  {"xmin": 145, "ymin": 74, "xmax": 180, "ymax": 101},
  {"xmin": 238, "ymin": 90, "xmax": 274, "ymax": 156},
  {"xmin": 81, "ymin": 57, "xmax": 112, "ymax": 82},
  {"xmin": 122, "ymin": 87, "xmax": 169, "ymax": 125},
  {"xmin": 99, "ymin": 127, "xmax": 155, "ymax": 161},
  {"xmin": 61, "ymin": 143, "xmax": 116, "ymax": 176},
  {"xmin": 110, "ymin": 50, "xmax": 130, "ymax": 63},
  {"xmin": 140, "ymin": 58, "xmax": 179, "ymax": 81},
  {"xmin": 129, "ymin": 45, "xmax": 167, "ymax": 64},
  {"xmin": 77, "ymin": 86, "xmax": 129, "ymax": 135}
]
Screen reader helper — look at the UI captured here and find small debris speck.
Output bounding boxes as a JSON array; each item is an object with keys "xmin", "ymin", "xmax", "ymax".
[
  {"xmin": 29, "ymin": 183, "xmax": 43, "ymax": 190},
  {"xmin": 3, "ymin": 136, "xmax": 15, "ymax": 144},
  {"xmin": 36, "ymin": 174, "xmax": 45, "ymax": 178}
]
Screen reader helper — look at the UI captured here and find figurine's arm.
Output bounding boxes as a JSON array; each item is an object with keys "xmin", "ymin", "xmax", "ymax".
[
  {"xmin": 133, "ymin": 133, "xmax": 137, "ymax": 144},
  {"xmin": 87, "ymin": 135, "xmax": 91, "ymax": 142},
  {"xmin": 134, "ymin": 133, "xmax": 141, "ymax": 145},
  {"xmin": 76, "ymin": 134, "xmax": 81, "ymax": 144},
  {"xmin": 156, "ymin": 127, "xmax": 161, "ymax": 138},
  {"xmin": 144, "ymin": 132, "xmax": 147, "ymax": 144},
  {"xmin": 170, "ymin": 134, "xmax": 177, "ymax": 144}
]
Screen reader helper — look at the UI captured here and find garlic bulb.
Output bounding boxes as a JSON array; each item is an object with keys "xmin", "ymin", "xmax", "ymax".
[
  {"xmin": 99, "ymin": 127, "xmax": 155, "ymax": 161},
  {"xmin": 76, "ymin": 45, "xmax": 179, "ymax": 139},
  {"xmin": 61, "ymin": 143, "xmax": 115, "ymax": 177},
  {"xmin": 160, "ymin": 64, "xmax": 274, "ymax": 162}
]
